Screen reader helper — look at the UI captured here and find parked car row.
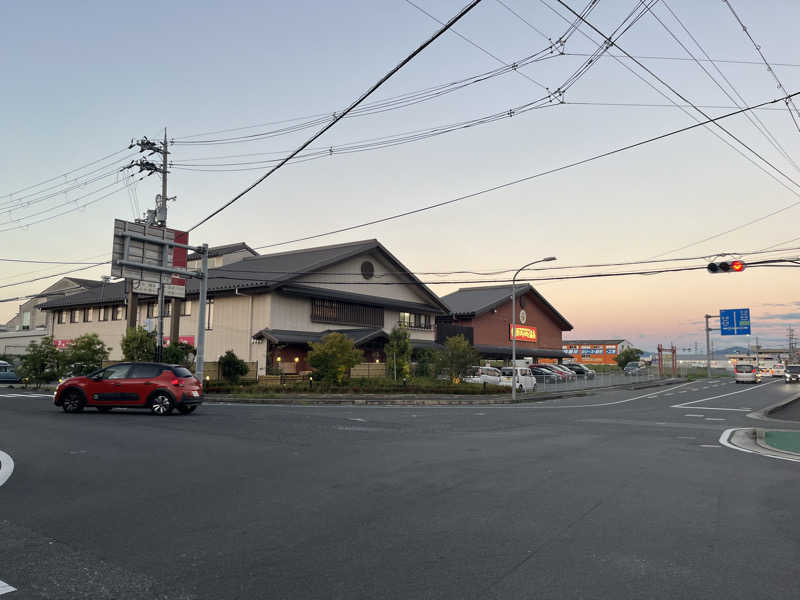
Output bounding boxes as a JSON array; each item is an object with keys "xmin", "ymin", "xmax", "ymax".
[
  {"xmin": 464, "ymin": 362, "xmax": 597, "ymax": 389},
  {"xmin": 0, "ymin": 360, "xmax": 20, "ymax": 383}
]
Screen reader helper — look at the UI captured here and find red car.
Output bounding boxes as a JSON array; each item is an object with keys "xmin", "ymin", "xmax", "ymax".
[{"xmin": 54, "ymin": 362, "xmax": 203, "ymax": 415}]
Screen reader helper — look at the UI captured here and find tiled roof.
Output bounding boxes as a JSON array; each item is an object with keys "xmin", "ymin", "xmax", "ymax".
[
  {"xmin": 187, "ymin": 242, "xmax": 258, "ymax": 260},
  {"xmin": 441, "ymin": 284, "xmax": 573, "ymax": 331}
]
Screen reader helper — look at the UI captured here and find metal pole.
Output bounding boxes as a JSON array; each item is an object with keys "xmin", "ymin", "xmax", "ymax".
[
  {"xmin": 195, "ymin": 244, "xmax": 209, "ymax": 383},
  {"xmin": 156, "ymin": 129, "xmax": 169, "ymax": 361},
  {"xmin": 510, "ymin": 256, "xmax": 556, "ymax": 400},
  {"xmin": 157, "ymin": 283, "xmax": 165, "ymax": 361},
  {"xmin": 705, "ymin": 314, "xmax": 712, "ymax": 378},
  {"xmin": 512, "ymin": 276, "xmax": 517, "ymax": 401}
]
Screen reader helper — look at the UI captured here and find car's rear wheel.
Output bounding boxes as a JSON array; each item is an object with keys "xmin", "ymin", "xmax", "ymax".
[
  {"xmin": 61, "ymin": 390, "xmax": 84, "ymax": 413},
  {"xmin": 177, "ymin": 404, "xmax": 197, "ymax": 415},
  {"xmin": 96, "ymin": 407, "xmax": 113, "ymax": 413},
  {"xmin": 150, "ymin": 393, "xmax": 174, "ymax": 415}
]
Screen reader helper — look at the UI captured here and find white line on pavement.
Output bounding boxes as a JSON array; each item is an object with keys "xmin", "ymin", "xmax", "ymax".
[
  {"xmin": 685, "ymin": 414, "xmax": 704, "ymax": 417},
  {"xmin": 671, "ymin": 379, "xmax": 777, "ymax": 408},
  {"xmin": 700, "ymin": 444, "xmax": 721, "ymax": 448},
  {"xmin": 705, "ymin": 417, "xmax": 726, "ymax": 421},
  {"xmin": 0, "ymin": 581, "xmax": 16, "ymax": 596},
  {"xmin": 0, "ymin": 450, "xmax": 14, "ymax": 488}
]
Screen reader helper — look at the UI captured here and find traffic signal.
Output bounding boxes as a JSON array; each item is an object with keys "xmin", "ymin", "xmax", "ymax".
[{"xmin": 707, "ymin": 260, "xmax": 745, "ymax": 274}]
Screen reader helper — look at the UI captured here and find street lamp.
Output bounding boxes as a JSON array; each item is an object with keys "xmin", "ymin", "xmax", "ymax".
[{"xmin": 512, "ymin": 256, "xmax": 557, "ymax": 400}]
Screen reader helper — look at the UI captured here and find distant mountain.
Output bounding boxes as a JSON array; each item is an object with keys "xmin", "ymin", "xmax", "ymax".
[{"xmin": 645, "ymin": 346, "xmax": 752, "ymax": 359}]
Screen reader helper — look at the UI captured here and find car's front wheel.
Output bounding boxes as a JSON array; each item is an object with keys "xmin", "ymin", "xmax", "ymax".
[
  {"xmin": 61, "ymin": 390, "xmax": 84, "ymax": 413},
  {"xmin": 150, "ymin": 393, "xmax": 174, "ymax": 415}
]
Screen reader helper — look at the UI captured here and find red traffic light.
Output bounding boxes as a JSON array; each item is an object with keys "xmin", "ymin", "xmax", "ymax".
[{"xmin": 707, "ymin": 260, "xmax": 745, "ymax": 273}]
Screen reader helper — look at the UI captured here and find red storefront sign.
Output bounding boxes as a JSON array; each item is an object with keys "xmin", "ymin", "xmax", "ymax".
[
  {"xmin": 509, "ymin": 324, "xmax": 537, "ymax": 343},
  {"xmin": 163, "ymin": 336, "xmax": 195, "ymax": 346},
  {"xmin": 53, "ymin": 339, "xmax": 72, "ymax": 349}
]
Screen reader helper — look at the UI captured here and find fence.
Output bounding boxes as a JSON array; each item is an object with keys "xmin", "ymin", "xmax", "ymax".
[
  {"xmin": 203, "ymin": 361, "xmax": 258, "ymax": 383},
  {"xmin": 350, "ymin": 362, "xmax": 386, "ymax": 378}
]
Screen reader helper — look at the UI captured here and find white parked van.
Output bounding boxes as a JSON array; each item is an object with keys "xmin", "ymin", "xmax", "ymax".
[
  {"xmin": 463, "ymin": 366, "xmax": 502, "ymax": 385},
  {"xmin": 499, "ymin": 367, "xmax": 537, "ymax": 392}
]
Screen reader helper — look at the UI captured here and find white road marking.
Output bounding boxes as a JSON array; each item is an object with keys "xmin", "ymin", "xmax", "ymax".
[
  {"xmin": 0, "ymin": 393, "xmax": 52, "ymax": 398},
  {"xmin": 474, "ymin": 412, "xmax": 486, "ymax": 416},
  {"xmin": 665, "ymin": 393, "xmax": 674, "ymax": 396},
  {"xmin": 677, "ymin": 436, "xmax": 696, "ymax": 439},
  {"xmin": 702, "ymin": 386, "xmax": 710, "ymax": 390},
  {"xmin": 347, "ymin": 417, "xmax": 367, "ymax": 422},
  {"xmin": 0, "ymin": 581, "xmax": 16, "ymax": 596},
  {"xmin": 678, "ymin": 391, "xmax": 688, "ymax": 394},
  {"xmin": 671, "ymin": 379, "xmax": 777, "ymax": 408},
  {"xmin": 719, "ymin": 428, "xmax": 800, "ymax": 463},
  {"xmin": 0, "ymin": 450, "xmax": 14, "ymax": 488},
  {"xmin": 685, "ymin": 414, "xmax": 704, "ymax": 417},
  {"xmin": 705, "ymin": 417, "xmax": 726, "ymax": 421},
  {"xmin": 700, "ymin": 444, "xmax": 721, "ymax": 448},
  {"xmin": 690, "ymin": 388, "xmax": 699, "ymax": 391}
]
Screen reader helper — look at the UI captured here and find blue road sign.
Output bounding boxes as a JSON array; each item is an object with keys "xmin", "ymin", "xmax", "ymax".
[{"xmin": 720, "ymin": 308, "xmax": 751, "ymax": 336}]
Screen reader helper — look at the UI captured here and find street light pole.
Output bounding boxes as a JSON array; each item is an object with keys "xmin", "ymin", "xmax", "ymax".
[{"xmin": 511, "ymin": 256, "xmax": 557, "ymax": 400}]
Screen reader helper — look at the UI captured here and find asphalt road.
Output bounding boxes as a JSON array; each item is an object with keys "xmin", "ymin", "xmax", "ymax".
[{"xmin": 1, "ymin": 378, "xmax": 799, "ymax": 599}]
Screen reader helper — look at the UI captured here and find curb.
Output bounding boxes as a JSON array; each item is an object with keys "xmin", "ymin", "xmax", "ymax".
[
  {"xmin": 747, "ymin": 394, "xmax": 800, "ymax": 423},
  {"xmin": 719, "ymin": 428, "xmax": 800, "ymax": 462},
  {"xmin": 204, "ymin": 378, "xmax": 686, "ymax": 406}
]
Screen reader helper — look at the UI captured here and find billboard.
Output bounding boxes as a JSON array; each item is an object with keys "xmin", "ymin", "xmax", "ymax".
[
  {"xmin": 509, "ymin": 324, "xmax": 537, "ymax": 342},
  {"xmin": 111, "ymin": 219, "xmax": 175, "ymax": 284}
]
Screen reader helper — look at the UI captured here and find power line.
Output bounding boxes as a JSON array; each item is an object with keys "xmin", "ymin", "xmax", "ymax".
[
  {"xmin": 0, "ymin": 262, "xmax": 112, "ymax": 291},
  {"xmin": 654, "ymin": 1, "xmax": 800, "ymax": 173},
  {"xmin": 562, "ymin": 51, "xmax": 800, "ymax": 69},
  {"xmin": 404, "ymin": 0, "xmax": 549, "ymax": 90},
  {"xmin": 0, "ymin": 258, "xmax": 110, "ymax": 265},
  {"xmin": 187, "ymin": 0, "xmax": 486, "ymax": 233},
  {"xmin": 494, "ymin": 0, "xmax": 552, "ymax": 41},
  {"xmin": 721, "ymin": 0, "xmax": 800, "ymax": 131},
  {"xmin": 0, "ymin": 148, "xmax": 130, "ymax": 200},
  {"xmin": 248, "ymin": 92, "xmax": 795, "ymax": 251}
]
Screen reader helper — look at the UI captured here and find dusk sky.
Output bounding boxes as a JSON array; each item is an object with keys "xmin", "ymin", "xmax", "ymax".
[{"xmin": 2, "ymin": 0, "xmax": 800, "ymax": 350}]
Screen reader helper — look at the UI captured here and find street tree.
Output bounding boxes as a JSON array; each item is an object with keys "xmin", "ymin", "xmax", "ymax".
[
  {"xmin": 163, "ymin": 341, "xmax": 196, "ymax": 370},
  {"xmin": 385, "ymin": 326, "xmax": 412, "ymax": 380},
  {"xmin": 219, "ymin": 350, "xmax": 249, "ymax": 384},
  {"xmin": 615, "ymin": 347, "xmax": 643, "ymax": 369},
  {"xmin": 435, "ymin": 335, "xmax": 479, "ymax": 383},
  {"xmin": 121, "ymin": 327, "xmax": 156, "ymax": 362},
  {"xmin": 63, "ymin": 333, "xmax": 111, "ymax": 375},
  {"xmin": 18, "ymin": 337, "xmax": 63, "ymax": 386},
  {"xmin": 308, "ymin": 332, "xmax": 363, "ymax": 383}
]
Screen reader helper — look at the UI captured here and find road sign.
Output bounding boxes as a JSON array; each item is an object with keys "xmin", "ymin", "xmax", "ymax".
[
  {"xmin": 720, "ymin": 308, "xmax": 751, "ymax": 336},
  {"xmin": 131, "ymin": 280, "xmax": 186, "ymax": 299},
  {"xmin": 111, "ymin": 219, "xmax": 175, "ymax": 284}
]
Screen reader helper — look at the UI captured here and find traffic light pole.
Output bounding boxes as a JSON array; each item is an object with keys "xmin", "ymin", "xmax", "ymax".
[{"xmin": 704, "ymin": 314, "xmax": 720, "ymax": 378}]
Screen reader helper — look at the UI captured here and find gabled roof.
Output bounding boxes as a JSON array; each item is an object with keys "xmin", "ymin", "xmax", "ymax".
[
  {"xmin": 187, "ymin": 242, "xmax": 258, "ymax": 261},
  {"xmin": 64, "ymin": 277, "xmax": 106, "ymax": 289},
  {"xmin": 441, "ymin": 284, "xmax": 573, "ymax": 331},
  {"xmin": 39, "ymin": 239, "xmax": 448, "ymax": 314}
]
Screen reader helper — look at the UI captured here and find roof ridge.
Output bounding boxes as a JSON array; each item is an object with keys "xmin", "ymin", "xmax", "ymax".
[{"xmin": 243, "ymin": 238, "xmax": 377, "ymax": 261}]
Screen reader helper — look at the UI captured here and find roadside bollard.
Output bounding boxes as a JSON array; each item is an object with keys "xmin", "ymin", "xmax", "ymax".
[{"xmin": 309, "ymin": 376, "xmax": 313, "ymax": 390}]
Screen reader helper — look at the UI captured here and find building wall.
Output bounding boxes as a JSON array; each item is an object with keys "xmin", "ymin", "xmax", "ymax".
[
  {"xmin": 295, "ymin": 252, "xmax": 435, "ymax": 305},
  {"xmin": 0, "ymin": 330, "xmax": 48, "ymax": 355},
  {"xmin": 4, "ymin": 279, "xmax": 84, "ymax": 331},
  {"xmin": 51, "ymin": 314, "xmax": 129, "ymax": 358},
  {"xmin": 456, "ymin": 291, "xmax": 565, "ymax": 350},
  {"xmin": 561, "ymin": 340, "xmax": 633, "ymax": 365}
]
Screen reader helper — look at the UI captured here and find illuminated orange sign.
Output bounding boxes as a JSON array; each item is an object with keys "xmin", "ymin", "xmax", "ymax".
[{"xmin": 509, "ymin": 324, "xmax": 537, "ymax": 342}]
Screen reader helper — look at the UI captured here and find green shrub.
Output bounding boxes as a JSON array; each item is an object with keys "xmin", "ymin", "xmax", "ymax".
[{"xmin": 219, "ymin": 350, "xmax": 249, "ymax": 384}]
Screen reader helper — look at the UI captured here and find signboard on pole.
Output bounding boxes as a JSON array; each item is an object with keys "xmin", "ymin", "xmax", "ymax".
[
  {"xmin": 720, "ymin": 308, "xmax": 751, "ymax": 336},
  {"xmin": 111, "ymin": 219, "xmax": 175, "ymax": 284}
]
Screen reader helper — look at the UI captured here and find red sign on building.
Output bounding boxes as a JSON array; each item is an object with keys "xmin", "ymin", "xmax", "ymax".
[{"xmin": 509, "ymin": 324, "xmax": 538, "ymax": 343}]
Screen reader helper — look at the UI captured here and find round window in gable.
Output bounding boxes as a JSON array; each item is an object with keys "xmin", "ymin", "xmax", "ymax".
[{"xmin": 361, "ymin": 260, "xmax": 375, "ymax": 279}]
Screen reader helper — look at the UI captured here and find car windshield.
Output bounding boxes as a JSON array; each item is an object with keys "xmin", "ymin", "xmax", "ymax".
[
  {"xmin": 500, "ymin": 368, "xmax": 514, "ymax": 376},
  {"xmin": 736, "ymin": 364, "xmax": 754, "ymax": 372},
  {"xmin": 787, "ymin": 365, "xmax": 800, "ymax": 373}
]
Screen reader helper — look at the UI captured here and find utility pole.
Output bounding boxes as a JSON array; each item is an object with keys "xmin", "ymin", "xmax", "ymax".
[{"xmin": 124, "ymin": 129, "xmax": 173, "ymax": 361}]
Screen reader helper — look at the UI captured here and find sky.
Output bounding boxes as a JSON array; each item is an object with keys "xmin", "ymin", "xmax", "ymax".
[{"xmin": 2, "ymin": 0, "xmax": 800, "ymax": 351}]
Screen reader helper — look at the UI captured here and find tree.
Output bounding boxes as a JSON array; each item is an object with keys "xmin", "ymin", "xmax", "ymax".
[
  {"xmin": 616, "ymin": 347, "xmax": 643, "ymax": 369},
  {"xmin": 163, "ymin": 341, "xmax": 196, "ymax": 369},
  {"xmin": 18, "ymin": 337, "xmax": 63, "ymax": 386},
  {"xmin": 121, "ymin": 327, "xmax": 156, "ymax": 362},
  {"xmin": 307, "ymin": 332, "xmax": 363, "ymax": 383},
  {"xmin": 219, "ymin": 350, "xmax": 249, "ymax": 384},
  {"xmin": 63, "ymin": 333, "xmax": 110, "ymax": 375},
  {"xmin": 434, "ymin": 335, "xmax": 479, "ymax": 383},
  {"xmin": 413, "ymin": 348, "xmax": 436, "ymax": 378},
  {"xmin": 385, "ymin": 326, "xmax": 412, "ymax": 380}
]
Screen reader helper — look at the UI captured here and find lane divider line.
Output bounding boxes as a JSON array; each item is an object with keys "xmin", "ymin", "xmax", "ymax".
[
  {"xmin": 0, "ymin": 450, "xmax": 14, "ymax": 488},
  {"xmin": 672, "ymin": 380, "xmax": 777, "ymax": 408},
  {"xmin": 0, "ymin": 581, "xmax": 16, "ymax": 596},
  {"xmin": 719, "ymin": 428, "xmax": 800, "ymax": 463}
]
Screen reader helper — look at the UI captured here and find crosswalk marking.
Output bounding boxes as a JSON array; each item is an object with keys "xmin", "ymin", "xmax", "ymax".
[{"xmin": 0, "ymin": 580, "xmax": 16, "ymax": 595}]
